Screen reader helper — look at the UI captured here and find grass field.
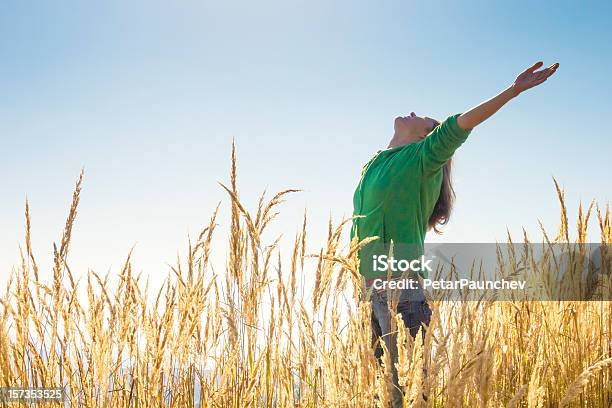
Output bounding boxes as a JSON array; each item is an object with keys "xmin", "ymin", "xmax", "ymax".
[{"xmin": 1, "ymin": 146, "xmax": 611, "ymax": 407}]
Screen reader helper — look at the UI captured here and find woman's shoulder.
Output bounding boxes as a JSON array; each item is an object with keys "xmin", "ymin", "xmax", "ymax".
[{"xmin": 387, "ymin": 142, "xmax": 424, "ymax": 167}]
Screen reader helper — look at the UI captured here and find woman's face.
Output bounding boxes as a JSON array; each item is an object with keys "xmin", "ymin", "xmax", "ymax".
[{"xmin": 394, "ymin": 112, "xmax": 438, "ymax": 140}]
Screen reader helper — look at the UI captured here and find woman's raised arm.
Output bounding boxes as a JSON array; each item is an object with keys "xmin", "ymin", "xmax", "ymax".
[{"xmin": 457, "ymin": 61, "xmax": 559, "ymax": 130}]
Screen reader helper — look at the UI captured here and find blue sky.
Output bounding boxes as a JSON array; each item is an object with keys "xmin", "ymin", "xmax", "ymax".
[{"xmin": 1, "ymin": 0, "xmax": 611, "ymax": 282}]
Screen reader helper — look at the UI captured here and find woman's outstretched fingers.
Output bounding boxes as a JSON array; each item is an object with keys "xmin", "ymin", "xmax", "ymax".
[
  {"xmin": 526, "ymin": 61, "xmax": 544, "ymax": 73},
  {"xmin": 545, "ymin": 63, "xmax": 559, "ymax": 78},
  {"xmin": 534, "ymin": 62, "xmax": 559, "ymax": 80},
  {"xmin": 551, "ymin": 62, "xmax": 560, "ymax": 73}
]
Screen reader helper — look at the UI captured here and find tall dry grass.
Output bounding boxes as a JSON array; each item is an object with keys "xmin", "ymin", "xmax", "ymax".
[{"xmin": 1, "ymin": 145, "xmax": 611, "ymax": 407}]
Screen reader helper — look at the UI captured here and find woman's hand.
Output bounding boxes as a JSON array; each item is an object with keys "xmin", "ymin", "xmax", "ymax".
[
  {"xmin": 457, "ymin": 60, "xmax": 559, "ymax": 130},
  {"xmin": 511, "ymin": 61, "xmax": 559, "ymax": 96}
]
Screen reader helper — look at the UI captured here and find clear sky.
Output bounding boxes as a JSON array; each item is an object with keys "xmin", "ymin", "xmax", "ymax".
[{"xmin": 2, "ymin": 0, "xmax": 611, "ymax": 283}]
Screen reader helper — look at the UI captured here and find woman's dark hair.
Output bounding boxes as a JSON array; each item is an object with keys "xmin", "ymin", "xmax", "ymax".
[
  {"xmin": 427, "ymin": 119, "xmax": 455, "ymax": 234},
  {"xmin": 428, "ymin": 158, "xmax": 455, "ymax": 234}
]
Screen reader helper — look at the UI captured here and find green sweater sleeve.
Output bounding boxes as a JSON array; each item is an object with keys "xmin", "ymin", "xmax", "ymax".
[{"xmin": 419, "ymin": 113, "xmax": 472, "ymax": 173}]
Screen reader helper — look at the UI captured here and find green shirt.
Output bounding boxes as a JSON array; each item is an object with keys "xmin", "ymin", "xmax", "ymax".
[{"xmin": 351, "ymin": 113, "xmax": 472, "ymax": 279}]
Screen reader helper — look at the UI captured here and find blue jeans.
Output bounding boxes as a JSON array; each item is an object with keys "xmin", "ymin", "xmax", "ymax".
[{"xmin": 368, "ymin": 288, "xmax": 432, "ymax": 407}]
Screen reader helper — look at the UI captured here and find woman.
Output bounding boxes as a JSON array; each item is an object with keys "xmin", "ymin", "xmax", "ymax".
[{"xmin": 351, "ymin": 61, "xmax": 559, "ymax": 406}]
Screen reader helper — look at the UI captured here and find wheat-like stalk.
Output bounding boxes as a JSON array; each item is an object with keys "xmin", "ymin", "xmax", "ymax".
[{"xmin": 560, "ymin": 357, "xmax": 612, "ymax": 407}]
